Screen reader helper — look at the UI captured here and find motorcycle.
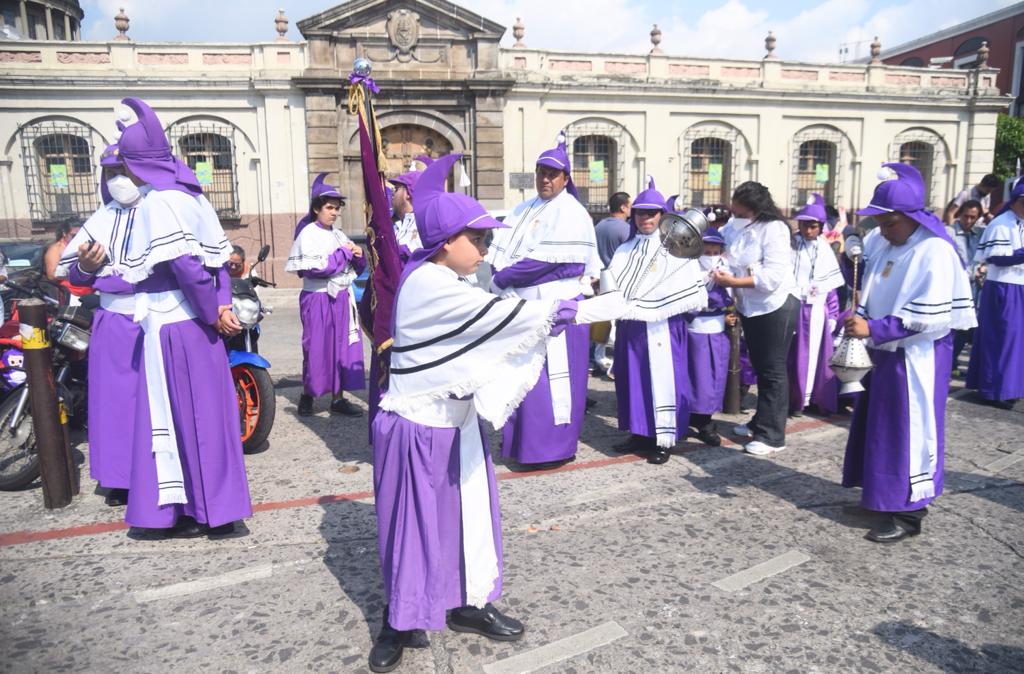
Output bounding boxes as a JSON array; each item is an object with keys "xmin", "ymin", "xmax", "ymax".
[
  {"xmin": 0, "ymin": 277, "xmax": 93, "ymax": 491},
  {"xmin": 226, "ymin": 244, "xmax": 276, "ymax": 454}
]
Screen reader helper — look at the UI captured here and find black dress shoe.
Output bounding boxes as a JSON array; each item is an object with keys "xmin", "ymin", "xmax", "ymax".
[
  {"xmin": 162, "ymin": 518, "xmax": 207, "ymax": 539},
  {"xmin": 297, "ymin": 393, "xmax": 314, "ymax": 417},
  {"xmin": 612, "ymin": 434, "xmax": 654, "ymax": 454},
  {"xmin": 866, "ymin": 520, "xmax": 920, "ymax": 543},
  {"xmin": 447, "ymin": 603, "xmax": 524, "ymax": 642},
  {"xmin": 330, "ymin": 397, "xmax": 363, "ymax": 417},
  {"xmin": 369, "ymin": 606, "xmax": 420, "ymax": 673},
  {"xmin": 695, "ymin": 426, "xmax": 721, "ymax": 447},
  {"xmin": 647, "ymin": 448, "xmax": 671, "ymax": 464},
  {"xmin": 207, "ymin": 521, "xmax": 250, "ymax": 539},
  {"xmin": 104, "ymin": 488, "xmax": 129, "ymax": 507},
  {"xmin": 510, "ymin": 457, "xmax": 574, "ymax": 472}
]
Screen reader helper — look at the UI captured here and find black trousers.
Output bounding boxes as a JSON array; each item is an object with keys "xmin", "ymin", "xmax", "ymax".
[{"xmin": 740, "ymin": 294, "xmax": 800, "ymax": 447}]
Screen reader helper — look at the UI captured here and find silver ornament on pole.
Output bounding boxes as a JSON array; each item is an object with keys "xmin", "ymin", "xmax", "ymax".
[
  {"xmin": 829, "ymin": 254, "xmax": 873, "ymax": 393},
  {"xmin": 353, "ymin": 57, "xmax": 373, "ymax": 77}
]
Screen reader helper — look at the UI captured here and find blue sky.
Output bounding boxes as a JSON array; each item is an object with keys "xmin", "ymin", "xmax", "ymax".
[{"xmin": 79, "ymin": 0, "xmax": 1015, "ymax": 62}]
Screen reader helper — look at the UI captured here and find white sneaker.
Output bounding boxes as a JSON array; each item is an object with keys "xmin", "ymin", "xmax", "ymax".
[
  {"xmin": 744, "ymin": 441, "xmax": 785, "ymax": 456},
  {"xmin": 733, "ymin": 424, "xmax": 753, "ymax": 438}
]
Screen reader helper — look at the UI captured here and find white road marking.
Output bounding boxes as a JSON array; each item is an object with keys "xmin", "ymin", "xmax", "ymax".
[
  {"xmin": 132, "ymin": 559, "xmax": 308, "ymax": 603},
  {"xmin": 482, "ymin": 621, "xmax": 627, "ymax": 674},
  {"xmin": 712, "ymin": 549, "xmax": 811, "ymax": 592},
  {"xmin": 977, "ymin": 452, "xmax": 1023, "ymax": 474}
]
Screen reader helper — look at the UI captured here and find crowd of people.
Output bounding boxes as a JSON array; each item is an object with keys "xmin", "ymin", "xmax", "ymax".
[{"xmin": 48, "ymin": 95, "xmax": 1022, "ymax": 673}]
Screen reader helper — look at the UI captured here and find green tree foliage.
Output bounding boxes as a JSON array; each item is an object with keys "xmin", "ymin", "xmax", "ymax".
[{"xmin": 994, "ymin": 113, "xmax": 1024, "ymax": 181}]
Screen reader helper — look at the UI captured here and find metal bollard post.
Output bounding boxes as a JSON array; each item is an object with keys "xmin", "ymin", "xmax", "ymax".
[
  {"xmin": 723, "ymin": 312, "xmax": 742, "ymax": 415},
  {"xmin": 19, "ymin": 299, "xmax": 77, "ymax": 508}
]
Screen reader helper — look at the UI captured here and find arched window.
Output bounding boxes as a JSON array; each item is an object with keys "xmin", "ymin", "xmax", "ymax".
[
  {"xmin": 689, "ymin": 137, "xmax": 732, "ymax": 208},
  {"xmin": 571, "ymin": 135, "xmax": 617, "ymax": 215},
  {"xmin": 899, "ymin": 141, "xmax": 934, "ymax": 203},
  {"xmin": 167, "ymin": 120, "xmax": 239, "ymax": 219},
  {"xmin": 20, "ymin": 120, "xmax": 97, "ymax": 223},
  {"xmin": 900, "ymin": 56, "xmax": 925, "ymax": 67},
  {"xmin": 953, "ymin": 36, "xmax": 989, "ymax": 68},
  {"xmin": 795, "ymin": 140, "xmax": 836, "ymax": 208}
]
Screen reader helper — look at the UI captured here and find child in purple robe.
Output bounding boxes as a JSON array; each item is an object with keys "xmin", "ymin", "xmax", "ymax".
[
  {"xmin": 369, "ymin": 154, "xmax": 580, "ymax": 671},
  {"xmin": 608, "ymin": 178, "xmax": 707, "ymax": 464},
  {"xmin": 683, "ymin": 228, "xmax": 733, "ymax": 446},
  {"xmin": 786, "ymin": 194, "xmax": 844, "ymax": 416},
  {"xmin": 77, "ymin": 97, "xmax": 251, "ymax": 538},
  {"xmin": 286, "ymin": 174, "xmax": 366, "ymax": 417}
]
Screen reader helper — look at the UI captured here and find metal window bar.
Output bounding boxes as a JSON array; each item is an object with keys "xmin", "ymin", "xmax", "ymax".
[
  {"xmin": 898, "ymin": 142, "xmax": 934, "ymax": 205},
  {"xmin": 681, "ymin": 127, "xmax": 741, "ymax": 210},
  {"xmin": 20, "ymin": 121, "xmax": 98, "ymax": 223},
  {"xmin": 794, "ymin": 140, "xmax": 837, "ymax": 209},
  {"xmin": 891, "ymin": 132, "xmax": 943, "ymax": 208},
  {"xmin": 167, "ymin": 121, "xmax": 239, "ymax": 219},
  {"xmin": 566, "ymin": 122, "xmax": 626, "ymax": 217},
  {"xmin": 570, "ymin": 135, "xmax": 616, "ymax": 215},
  {"xmin": 688, "ymin": 137, "xmax": 732, "ymax": 208}
]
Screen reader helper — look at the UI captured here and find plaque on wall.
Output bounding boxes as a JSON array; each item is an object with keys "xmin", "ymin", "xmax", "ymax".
[{"xmin": 509, "ymin": 172, "xmax": 534, "ymax": 189}]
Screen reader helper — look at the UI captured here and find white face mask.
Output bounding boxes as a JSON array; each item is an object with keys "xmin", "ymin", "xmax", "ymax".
[
  {"xmin": 107, "ymin": 175, "xmax": 141, "ymax": 206},
  {"xmin": 699, "ymin": 254, "xmax": 722, "ymax": 272}
]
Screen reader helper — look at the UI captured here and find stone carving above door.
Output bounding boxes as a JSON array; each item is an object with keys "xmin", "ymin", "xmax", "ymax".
[{"xmin": 386, "ymin": 9, "xmax": 419, "ymax": 58}]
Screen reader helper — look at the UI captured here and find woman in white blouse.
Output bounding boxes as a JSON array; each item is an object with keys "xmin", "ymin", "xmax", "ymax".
[{"xmin": 712, "ymin": 182, "xmax": 799, "ymax": 455}]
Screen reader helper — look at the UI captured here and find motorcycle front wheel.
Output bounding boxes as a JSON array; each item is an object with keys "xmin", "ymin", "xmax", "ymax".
[
  {"xmin": 233, "ymin": 365, "xmax": 275, "ymax": 454},
  {"xmin": 0, "ymin": 388, "xmax": 39, "ymax": 490}
]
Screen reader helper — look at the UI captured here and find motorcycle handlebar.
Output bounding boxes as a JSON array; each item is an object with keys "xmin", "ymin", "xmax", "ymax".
[{"xmin": 1, "ymin": 281, "xmax": 61, "ymax": 307}]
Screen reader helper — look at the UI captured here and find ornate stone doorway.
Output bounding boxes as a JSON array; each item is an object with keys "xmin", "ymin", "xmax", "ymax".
[{"xmin": 380, "ymin": 123, "xmax": 453, "ymax": 178}]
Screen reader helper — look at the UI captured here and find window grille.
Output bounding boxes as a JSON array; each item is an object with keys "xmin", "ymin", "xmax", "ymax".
[
  {"xmin": 19, "ymin": 120, "xmax": 98, "ymax": 223},
  {"xmin": 898, "ymin": 141, "xmax": 934, "ymax": 204},
  {"xmin": 795, "ymin": 140, "xmax": 837, "ymax": 209},
  {"xmin": 571, "ymin": 135, "xmax": 617, "ymax": 215},
  {"xmin": 167, "ymin": 120, "xmax": 239, "ymax": 219},
  {"xmin": 688, "ymin": 137, "xmax": 732, "ymax": 208}
]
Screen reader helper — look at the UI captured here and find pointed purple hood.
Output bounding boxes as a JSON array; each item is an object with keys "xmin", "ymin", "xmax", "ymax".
[
  {"xmin": 413, "ymin": 154, "xmax": 506, "ymax": 252},
  {"xmin": 536, "ymin": 130, "xmax": 581, "ymax": 202},
  {"xmin": 858, "ymin": 162, "xmax": 957, "ymax": 251},
  {"xmin": 98, "ymin": 142, "xmax": 121, "ymax": 205},
  {"xmin": 117, "ymin": 97, "xmax": 201, "ymax": 196},
  {"xmin": 293, "ymin": 172, "xmax": 346, "ymax": 238},
  {"xmin": 388, "ymin": 155, "xmax": 434, "ymax": 197},
  {"xmin": 795, "ymin": 192, "xmax": 827, "ymax": 222}
]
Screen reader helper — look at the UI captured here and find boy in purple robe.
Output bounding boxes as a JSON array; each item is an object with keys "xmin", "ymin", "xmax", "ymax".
[
  {"xmin": 786, "ymin": 193, "xmax": 844, "ymax": 416},
  {"xmin": 286, "ymin": 175, "xmax": 366, "ymax": 417},
  {"xmin": 683, "ymin": 227, "xmax": 733, "ymax": 446},
  {"xmin": 608, "ymin": 178, "xmax": 707, "ymax": 464},
  {"xmin": 77, "ymin": 97, "xmax": 252, "ymax": 538},
  {"xmin": 486, "ymin": 132, "xmax": 600, "ymax": 470},
  {"xmin": 369, "ymin": 154, "xmax": 580, "ymax": 671},
  {"xmin": 842, "ymin": 164, "xmax": 975, "ymax": 543},
  {"xmin": 966, "ymin": 180, "xmax": 1024, "ymax": 409},
  {"xmin": 57, "ymin": 138, "xmax": 142, "ymax": 506}
]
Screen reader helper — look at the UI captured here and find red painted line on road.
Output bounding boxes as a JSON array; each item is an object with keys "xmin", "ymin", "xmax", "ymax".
[{"xmin": 0, "ymin": 417, "xmax": 839, "ymax": 548}]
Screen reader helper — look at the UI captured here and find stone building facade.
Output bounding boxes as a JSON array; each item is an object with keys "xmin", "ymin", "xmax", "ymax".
[{"xmin": 0, "ymin": 0, "xmax": 1010, "ymax": 286}]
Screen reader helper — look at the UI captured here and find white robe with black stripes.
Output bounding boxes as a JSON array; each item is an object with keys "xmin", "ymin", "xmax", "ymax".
[{"xmin": 608, "ymin": 231, "xmax": 708, "ymax": 447}]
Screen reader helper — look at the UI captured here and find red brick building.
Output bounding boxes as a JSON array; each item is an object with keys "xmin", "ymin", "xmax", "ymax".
[{"xmin": 881, "ymin": 2, "xmax": 1024, "ymax": 115}]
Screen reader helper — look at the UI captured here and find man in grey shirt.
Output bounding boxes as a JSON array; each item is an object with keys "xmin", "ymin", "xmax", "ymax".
[{"xmin": 594, "ymin": 191, "xmax": 632, "ymax": 268}]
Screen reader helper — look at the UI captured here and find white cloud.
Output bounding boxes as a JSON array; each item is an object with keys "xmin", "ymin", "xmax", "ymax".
[{"xmin": 79, "ymin": 0, "xmax": 1017, "ymax": 64}]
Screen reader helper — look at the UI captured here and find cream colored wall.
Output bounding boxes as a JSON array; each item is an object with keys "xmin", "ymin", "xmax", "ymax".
[{"xmin": 501, "ymin": 50, "xmax": 1006, "ymax": 215}]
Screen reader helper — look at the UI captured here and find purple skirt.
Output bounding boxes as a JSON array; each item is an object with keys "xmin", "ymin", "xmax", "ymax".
[
  {"xmin": 966, "ymin": 280, "xmax": 1024, "ymax": 401},
  {"xmin": 613, "ymin": 316, "xmax": 691, "ymax": 440},
  {"xmin": 300, "ymin": 289, "xmax": 365, "ymax": 397},
  {"xmin": 684, "ymin": 329, "xmax": 729, "ymax": 416},
  {"xmin": 842, "ymin": 334, "xmax": 952, "ymax": 512},
  {"xmin": 88, "ymin": 308, "xmax": 142, "ymax": 489},
  {"xmin": 501, "ymin": 322, "xmax": 588, "ymax": 464},
  {"xmin": 124, "ymin": 318, "xmax": 253, "ymax": 528},
  {"xmin": 373, "ymin": 411, "xmax": 503, "ymax": 631}
]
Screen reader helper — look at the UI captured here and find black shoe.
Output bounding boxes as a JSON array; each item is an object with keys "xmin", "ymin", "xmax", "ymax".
[
  {"xmin": 297, "ymin": 394, "xmax": 314, "ymax": 417},
  {"xmin": 207, "ymin": 521, "xmax": 250, "ymax": 540},
  {"xmin": 866, "ymin": 518, "xmax": 920, "ymax": 544},
  {"xmin": 647, "ymin": 448, "xmax": 671, "ymax": 464},
  {"xmin": 104, "ymin": 488, "xmax": 129, "ymax": 507},
  {"xmin": 162, "ymin": 518, "xmax": 207, "ymax": 539},
  {"xmin": 613, "ymin": 434, "xmax": 654, "ymax": 454},
  {"xmin": 447, "ymin": 603, "xmax": 524, "ymax": 642},
  {"xmin": 330, "ymin": 397, "xmax": 363, "ymax": 417},
  {"xmin": 510, "ymin": 457, "xmax": 574, "ymax": 472},
  {"xmin": 368, "ymin": 607, "xmax": 426, "ymax": 672},
  {"xmin": 586, "ymin": 397, "xmax": 598, "ymax": 409},
  {"xmin": 695, "ymin": 426, "xmax": 721, "ymax": 447}
]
